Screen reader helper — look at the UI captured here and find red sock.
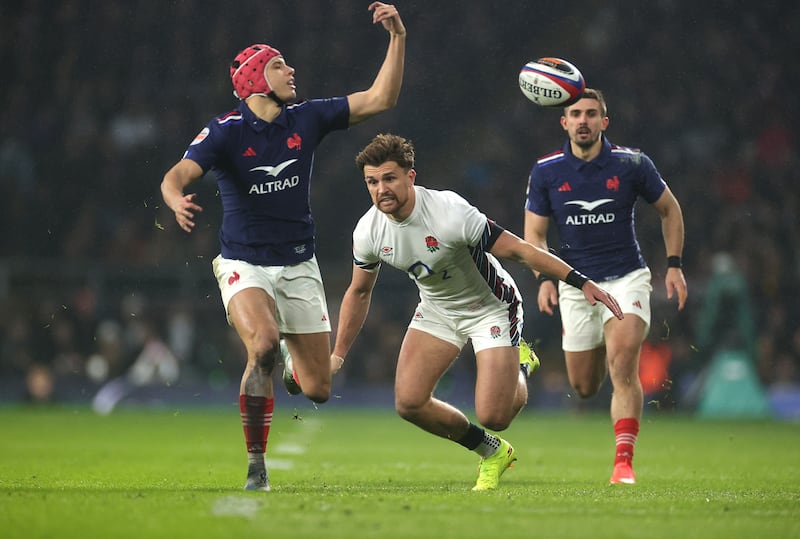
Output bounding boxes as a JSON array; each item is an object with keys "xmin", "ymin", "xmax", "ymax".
[
  {"xmin": 613, "ymin": 417, "xmax": 639, "ymax": 465},
  {"xmin": 239, "ymin": 395, "xmax": 274, "ymax": 453}
]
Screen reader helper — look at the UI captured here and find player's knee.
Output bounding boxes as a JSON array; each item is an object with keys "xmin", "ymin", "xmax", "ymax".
[
  {"xmin": 302, "ymin": 379, "xmax": 331, "ymax": 404},
  {"xmin": 249, "ymin": 336, "xmax": 281, "ymax": 373},
  {"xmin": 304, "ymin": 390, "xmax": 330, "ymax": 404},
  {"xmin": 394, "ymin": 395, "xmax": 424, "ymax": 423},
  {"xmin": 571, "ymin": 381, "xmax": 600, "ymax": 399},
  {"xmin": 477, "ymin": 411, "xmax": 512, "ymax": 432}
]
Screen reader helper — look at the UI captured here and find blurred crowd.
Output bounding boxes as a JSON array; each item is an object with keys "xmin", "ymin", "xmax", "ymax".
[{"xmin": 0, "ymin": 1, "xmax": 797, "ymax": 413}]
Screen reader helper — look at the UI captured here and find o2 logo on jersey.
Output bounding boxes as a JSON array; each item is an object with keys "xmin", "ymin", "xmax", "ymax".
[
  {"xmin": 407, "ymin": 261, "xmax": 434, "ymax": 281},
  {"xmin": 407, "ymin": 261, "xmax": 451, "ymax": 281}
]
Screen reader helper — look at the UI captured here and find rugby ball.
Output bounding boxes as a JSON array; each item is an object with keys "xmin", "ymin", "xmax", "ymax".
[{"xmin": 518, "ymin": 58, "xmax": 585, "ymax": 107}]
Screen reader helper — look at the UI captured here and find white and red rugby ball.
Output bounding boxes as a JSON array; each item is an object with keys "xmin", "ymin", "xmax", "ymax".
[{"xmin": 518, "ymin": 57, "xmax": 586, "ymax": 107}]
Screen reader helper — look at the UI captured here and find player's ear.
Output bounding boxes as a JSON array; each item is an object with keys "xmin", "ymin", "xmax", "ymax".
[
  {"xmin": 408, "ymin": 169, "xmax": 416, "ymax": 184},
  {"xmin": 560, "ymin": 115, "xmax": 568, "ymax": 131}
]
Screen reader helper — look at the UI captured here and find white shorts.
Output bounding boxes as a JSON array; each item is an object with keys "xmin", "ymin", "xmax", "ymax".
[
  {"xmin": 559, "ymin": 267, "xmax": 652, "ymax": 352},
  {"xmin": 407, "ymin": 298, "xmax": 525, "ymax": 353},
  {"xmin": 212, "ymin": 255, "xmax": 331, "ymax": 334}
]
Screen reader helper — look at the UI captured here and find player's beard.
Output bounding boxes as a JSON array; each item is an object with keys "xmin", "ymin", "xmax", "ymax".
[{"xmin": 573, "ymin": 129, "xmax": 601, "ymax": 150}]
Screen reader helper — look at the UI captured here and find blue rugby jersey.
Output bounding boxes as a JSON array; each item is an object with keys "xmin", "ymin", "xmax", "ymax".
[
  {"xmin": 182, "ymin": 97, "xmax": 349, "ymax": 266},
  {"xmin": 525, "ymin": 136, "xmax": 667, "ymax": 282}
]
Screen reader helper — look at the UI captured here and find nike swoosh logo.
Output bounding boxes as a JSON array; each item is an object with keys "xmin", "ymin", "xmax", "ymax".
[
  {"xmin": 565, "ymin": 199, "xmax": 614, "ymax": 211},
  {"xmin": 250, "ymin": 159, "xmax": 298, "ymax": 177}
]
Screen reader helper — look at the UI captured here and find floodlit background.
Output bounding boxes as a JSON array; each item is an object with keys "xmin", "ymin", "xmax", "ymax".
[{"xmin": 0, "ymin": 1, "xmax": 797, "ymax": 418}]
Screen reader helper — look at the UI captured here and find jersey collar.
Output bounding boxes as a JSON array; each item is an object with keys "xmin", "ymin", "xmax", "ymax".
[
  {"xmin": 563, "ymin": 135, "xmax": 613, "ymax": 170},
  {"xmin": 239, "ymin": 100, "xmax": 289, "ymax": 132}
]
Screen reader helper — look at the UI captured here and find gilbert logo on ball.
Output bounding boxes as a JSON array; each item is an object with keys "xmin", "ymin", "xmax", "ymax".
[{"xmin": 518, "ymin": 57, "xmax": 586, "ymax": 107}]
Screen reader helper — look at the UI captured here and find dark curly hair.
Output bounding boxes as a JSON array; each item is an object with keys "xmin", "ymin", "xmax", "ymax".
[{"xmin": 355, "ymin": 133, "xmax": 415, "ymax": 172}]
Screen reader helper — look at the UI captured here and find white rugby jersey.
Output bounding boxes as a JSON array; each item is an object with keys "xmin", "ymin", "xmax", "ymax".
[{"xmin": 352, "ymin": 186, "xmax": 522, "ymax": 317}]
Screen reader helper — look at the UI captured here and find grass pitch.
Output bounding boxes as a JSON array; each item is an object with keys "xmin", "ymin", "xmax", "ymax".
[{"xmin": 1, "ymin": 403, "xmax": 798, "ymax": 539}]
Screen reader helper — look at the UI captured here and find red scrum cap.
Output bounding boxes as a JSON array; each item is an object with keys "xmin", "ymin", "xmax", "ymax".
[{"xmin": 230, "ymin": 44, "xmax": 282, "ymax": 100}]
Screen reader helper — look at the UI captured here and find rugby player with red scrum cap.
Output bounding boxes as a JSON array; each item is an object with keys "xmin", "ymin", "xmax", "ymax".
[{"xmin": 161, "ymin": 2, "xmax": 405, "ymax": 492}]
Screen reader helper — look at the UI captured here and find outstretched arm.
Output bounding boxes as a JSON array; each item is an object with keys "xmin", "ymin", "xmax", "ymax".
[
  {"xmin": 653, "ymin": 187, "xmax": 688, "ymax": 311},
  {"xmin": 490, "ymin": 229, "xmax": 624, "ymax": 320},
  {"xmin": 347, "ymin": 2, "xmax": 406, "ymax": 125},
  {"xmin": 161, "ymin": 159, "xmax": 204, "ymax": 233},
  {"xmin": 524, "ymin": 209, "xmax": 559, "ymax": 315},
  {"xmin": 332, "ymin": 265, "xmax": 381, "ymax": 365}
]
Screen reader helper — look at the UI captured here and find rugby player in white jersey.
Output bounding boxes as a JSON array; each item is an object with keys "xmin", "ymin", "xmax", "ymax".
[{"xmin": 331, "ymin": 134, "xmax": 623, "ymax": 490}]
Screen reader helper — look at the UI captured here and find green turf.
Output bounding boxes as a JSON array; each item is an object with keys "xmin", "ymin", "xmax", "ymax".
[{"xmin": 0, "ymin": 404, "xmax": 798, "ymax": 539}]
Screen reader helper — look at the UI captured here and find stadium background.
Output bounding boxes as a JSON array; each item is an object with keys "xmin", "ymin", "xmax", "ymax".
[{"xmin": 0, "ymin": 1, "xmax": 797, "ymax": 416}]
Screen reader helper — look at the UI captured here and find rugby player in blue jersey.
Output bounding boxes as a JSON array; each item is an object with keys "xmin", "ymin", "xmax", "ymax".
[
  {"xmin": 524, "ymin": 88, "xmax": 688, "ymax": 485},
  {"xmin": 161, "ymin": 2, "xmax": 405, "ymax": 492}
]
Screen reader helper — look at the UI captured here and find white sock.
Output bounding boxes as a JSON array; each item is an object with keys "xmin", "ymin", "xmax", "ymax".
[
  {"xmin": 247, "ymin": 452, "xmax": 265, "ymax": 470},
  {"xmin": 475, "ymin": 432, "xmax": 501, "ymax": 458}
]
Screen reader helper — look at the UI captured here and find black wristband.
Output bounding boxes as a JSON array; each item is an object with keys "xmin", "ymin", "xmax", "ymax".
[
  {"xmin": 537, "ymin": 272, "xmax": 556, "ymax": 283},
  {"xmin": 667, "ymin": 256, "xmax": 682, "ymax": 269},
  {"xmin": 565, "ymin": 269, "xmax": 589, "ymax": 290}
]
